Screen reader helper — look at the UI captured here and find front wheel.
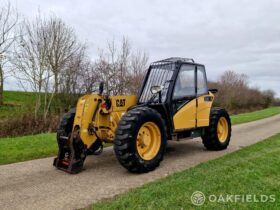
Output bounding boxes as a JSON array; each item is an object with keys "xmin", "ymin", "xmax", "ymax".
[
  {"xmin": 114, "ymin": 107, "xmax": 167, "ymax": 173},
  {"xmin": 202, "ymin": 108, "xmax": 231, "ymax": 150}
]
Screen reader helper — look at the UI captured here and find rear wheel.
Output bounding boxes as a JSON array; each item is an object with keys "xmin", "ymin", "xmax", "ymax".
[
  {"xmin": 114, "ymin": 107, "xmax": 167, "ymax": 173},
  {"xmin": 202, "ymin": 108, "xmax": 231, "ymax": 150}
]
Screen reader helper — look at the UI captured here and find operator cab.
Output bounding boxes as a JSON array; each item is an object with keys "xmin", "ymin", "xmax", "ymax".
[
  {"xmin": 138, "ymin": 57, "xmax": 212, "ymax": 138},
  {"xmin": 138, "ymin": 57, "xmax": 208, "ymax": 105}
]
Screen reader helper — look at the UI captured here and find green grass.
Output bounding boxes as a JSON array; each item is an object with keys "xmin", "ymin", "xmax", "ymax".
[
  {"xmin": 0, "ymin": 90, "xmax": 79, "ymax": 118},
  {"xmin": 0, "ymin": 133, "xmax": 112, "ymax": 165},
  {"xmin": 3, "ymin": 90, "xmax": 37, "ymax": 105},
  {"xmin": 0, "ymin": 91, "xmax": 37, "ymax": 118},
  {"xmin": 0, "ymin": 133, "xmax": 57, "ymax": 165},
  {"xmin": 92, "ymin": 133, "xmax": 280, "ymax": 210},
  {"xmin": 231, "ymin": 106, "xmax": 280, "ymax": 125}
]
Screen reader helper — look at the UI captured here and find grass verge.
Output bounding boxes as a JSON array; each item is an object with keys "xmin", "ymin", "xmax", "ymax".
[
  {"xmin": 231, "ymin": 106, "xmax": 280, "ymax": 125},
  {"xmin": 0, "ymin": 133, "xmax": 57, "ymax": 165},
  {"xmin": 0, "ymin": 90, "xmax": 79, "ymax": 119},
  {"xmin": 0, "ymin": 133, "xmax": 111, "ymax": 165},
  {"xmin": 0, "ymin": 91, "xmax": 37, "ymax": 118},
  {"xmin": 92, "ymin": 133, "xmax": 280, "ymax": 210}
]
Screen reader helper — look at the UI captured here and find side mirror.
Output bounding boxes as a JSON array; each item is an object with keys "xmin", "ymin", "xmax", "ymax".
[
  {"xmin": 99, "ymin": 82, "xmax": 104, "ymax": 95},
  {"xmin": 150, "ymin": 85, "xmax": 162, "ymax": 94},
  {"xmin": 209, "ymin": 88, "xmax": 218, "ymax": 94}
]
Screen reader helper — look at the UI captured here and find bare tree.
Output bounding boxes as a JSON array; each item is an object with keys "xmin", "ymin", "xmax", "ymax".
[
  {"xmin": 210, "ymin": 71, "xmax": 276, "ymax": 113},
  {"xmin": 12, "ymin": 13, "xmax": 89, "ymax": 118},
  {"xmin": 262, "ymin": 89, "xmax": 275, "ymax": 108},
  {"xmin": 0, "ymin": 2, "xmax": 18, "ymax": 105},
  {"xmin": 217, "ymin": 71, "xmax": 249, "ymax": 110},
  {"xmin": 11, "ymin": 16, "xmax": 50, "ymax": 118},
  {"xmin": 46, "ymin": 17, "xmax": 82, "ymax": 93},
  {"xmin": 95, "ymin": 37, "xmax": 148, "ymax": 96},
  {"xmin": 80, "ymin": 60, "xmax": 100, "ymax": 93},
  {"xmin": 117, "ymin": 37, "xmax": 130, "ymax": 94},
  {"xmin": 95, "ymin": 39, "xmax": 119, "ymax": 95},
  {"xmin": 60, "ymin": 45, "xmax": 86, "ymax": 94},
  {"xmin": 126, "ymin": 50, "xmax": 148, "ymax": 94}
]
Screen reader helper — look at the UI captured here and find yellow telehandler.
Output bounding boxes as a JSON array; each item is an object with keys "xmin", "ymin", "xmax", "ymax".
[{"xmin": 53, "ymin": 57, "xmax": 231, "ymax": 174}]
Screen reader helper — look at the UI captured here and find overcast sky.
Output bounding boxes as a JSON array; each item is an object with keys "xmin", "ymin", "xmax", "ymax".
[{"xmin": 6, "ymin": 0, "xmax": 280, "ymax": 97}]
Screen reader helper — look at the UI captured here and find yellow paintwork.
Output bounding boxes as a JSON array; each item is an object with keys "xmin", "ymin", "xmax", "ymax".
[
  {"xmin": 197, "ymin": 92, "xmax": 214, "ymax": 127},
  {"xmin": 74, "ymin": 89, "xmax": 214, "ymax": 147},
  {"xmin": 73, "ymin": 95, "xmax": 101, "ymax": 148},
  {"xmin": 136, "ymin": 122, "xmax": 161, "ymax": 160},
  {"xmin": 173, "ymin": 92, "xmax": 214, "ymax": 130},
  {"xmin": 173, "ymin": 99, "xmax": 196, "ymax": 129},
  {"xmin": 217, "ymin": 117, "xmax": 229, "ymax": 143},
  {"xmin": 73, "ymin": 94, "xmax": 137, "ymax": 148}
]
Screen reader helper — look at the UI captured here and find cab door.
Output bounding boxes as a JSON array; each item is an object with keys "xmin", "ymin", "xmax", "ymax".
[
  {"xmin": 172, "ymin": 64, "xmax": 196, "ymax": 130},
  {"xmin": 172, "ymin": 64, "xmax": 213, "ymax": 131},
  {"xmin": 196, "ymin": 65, "xmax": 213, "ymax": 127}
]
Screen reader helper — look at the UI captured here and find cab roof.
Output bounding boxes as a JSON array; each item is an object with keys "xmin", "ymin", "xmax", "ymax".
[{"xmin": 151, "ymin": 57, "xmax": 203, "ymax": 66}]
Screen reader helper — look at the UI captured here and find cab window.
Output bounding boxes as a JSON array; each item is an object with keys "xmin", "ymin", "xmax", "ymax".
[
  {"xmin": 197, "ymin": 66, "xmax": 208, "ymax": 95},
  {"xmin": 173, "ymin": 64, "xmax": 195, "ymax": 99}
]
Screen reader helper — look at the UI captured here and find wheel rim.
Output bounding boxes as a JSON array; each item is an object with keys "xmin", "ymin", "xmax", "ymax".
[
  {"xmin": 217, "ymin": 117, "xmax": 229, "ymax": 143},
  {"xmin": 136, "ymin": 122, "xmax": 161, "ymax": 160}
]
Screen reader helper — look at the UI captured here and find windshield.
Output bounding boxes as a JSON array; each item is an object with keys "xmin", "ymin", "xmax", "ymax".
[{"xmin": 139, "ymin": 63, "xmax": 174, "ymax": 103}]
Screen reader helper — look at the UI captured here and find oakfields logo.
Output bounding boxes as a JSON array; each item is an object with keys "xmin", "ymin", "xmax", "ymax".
[
  {"xmin": 191, "ymin": 191, "xmax": 206, "ymax": 206},
  {"xmin": 191, "ymin": 191, "xmax": 276, "ymax": 206}
]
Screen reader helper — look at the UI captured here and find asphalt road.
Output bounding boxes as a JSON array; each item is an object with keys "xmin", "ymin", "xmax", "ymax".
[{"xmin": 0, "ymin": 114, "xmax": 280, "ymax": 210}]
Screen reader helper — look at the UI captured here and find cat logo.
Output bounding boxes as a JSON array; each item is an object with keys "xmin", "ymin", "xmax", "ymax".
[{"xmin": 116, "ymin": 99, "xmax": 126, "ymax": 107}]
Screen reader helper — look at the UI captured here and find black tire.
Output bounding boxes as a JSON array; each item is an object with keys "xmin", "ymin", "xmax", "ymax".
[
  {"xmin": 57, "ymin": 108, "xmax": 76, "ymax": 140},
  {"xmin": 56, "ymin": 108, "xmax": 76, "ymax": 162},
  {"xmin": 114, "ymin": 107, "xmax": 167, "ymax": 173},
  {"xmin": 57, "ymin": 108, "xmax": 102, "ymax": 156},
  {"xmin": 202, "ymin": 108, "xmax": 231, "ymax": 150}
]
